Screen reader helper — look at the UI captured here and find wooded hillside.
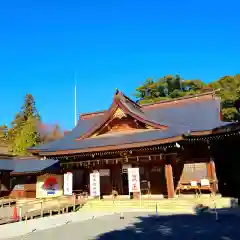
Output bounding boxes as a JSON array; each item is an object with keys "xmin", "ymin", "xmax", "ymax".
[{"xmin": 134, "ymin": 74, "xmax": 240, "ymax": 121}]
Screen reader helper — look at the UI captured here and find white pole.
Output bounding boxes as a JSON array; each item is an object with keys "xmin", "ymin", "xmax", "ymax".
[{"xmin": 74, "ymin": 74, "xmax": 77, "ymax": 127}]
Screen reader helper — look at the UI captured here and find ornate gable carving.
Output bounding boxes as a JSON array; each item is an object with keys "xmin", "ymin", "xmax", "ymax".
[
  {"xmin": 77, "ymin": 90, "xmax": 167, "ymax": 140},
  {"xmin": 112, "ymin": 108, "xmax": 127, "ymax": 119},
  {"xmin": 90, "ymin": 107, "xmax": 154, "ymax": 137}
]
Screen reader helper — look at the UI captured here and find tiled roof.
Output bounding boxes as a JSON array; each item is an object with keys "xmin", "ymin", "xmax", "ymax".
[
  {"xmin": 144, "ymin": 96, "xmax": 225, "ymax": 131},
  {"xmin": 0, "ymin": 160, "xmax": 14, "ymax": 171},
  {"xmin": 29, "ymin": 91, "xmax": 233, "ymax": 154},
  {"xmin": 0, "ymin": 159, "xmax": 59, "ymax": 173}
]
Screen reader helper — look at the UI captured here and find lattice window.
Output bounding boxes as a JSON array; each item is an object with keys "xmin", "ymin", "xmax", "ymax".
[{"xmin": 181, "ymin": 163, "xmax": 208, "ymax": 181}]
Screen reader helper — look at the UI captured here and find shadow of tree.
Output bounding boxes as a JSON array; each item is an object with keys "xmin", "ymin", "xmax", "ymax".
[{"xmin": 95, "ymin": 210, "xmax": 240, "ymax": 240}]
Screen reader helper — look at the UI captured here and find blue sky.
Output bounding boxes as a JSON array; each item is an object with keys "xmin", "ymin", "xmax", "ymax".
[{"xmin": 0, "ymin": 0, "xmax": 239, "ymax": 130}]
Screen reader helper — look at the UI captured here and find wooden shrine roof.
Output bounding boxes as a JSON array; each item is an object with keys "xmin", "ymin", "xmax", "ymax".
[
  {"xmin": 29, "ymin": 90, "xmax": 233, "ymax": 156},
  {"xmin": 0, "ymin": 158, "xmax": 60, "ymax": 173}
]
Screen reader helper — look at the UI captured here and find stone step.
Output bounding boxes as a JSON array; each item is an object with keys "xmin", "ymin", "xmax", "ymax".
[
  {"xmin": 83, "ymin": 198, "xmax": 231, "ymax": 209},
  {"xmin": 82, "ymin": 204, "xmax": 192, "ymax": 208},
  {"xmin": 83, "ymin": 202, "xmax": 196, "ymax": 208},
  {"xmin": 84, "ymin": 202, "xmax": 194, "ymax": 205},
  {"xmin": 85, "ymin": 198, "xmax": 230, "ymax": 205},
  {"xmin": 84, "ymin": 203, "xmax": 195, "ymax": 207},
  {"xmin": 81, "ymin": 206, "xmax": 220, "ymax": 212},
  {"xmin": 79, "ymin": 208, "xmax": 195, "ymax": 214},
  {"xmin": 82, "ymin": 206, "xmax": 194, "ymax": 210}
]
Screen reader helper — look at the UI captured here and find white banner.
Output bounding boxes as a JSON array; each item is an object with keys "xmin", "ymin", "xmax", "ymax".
[
  {"xmin": 90, "ymin": 172, "xmax": 100, "ymax": 197},
  {"xmin": 128, "ymin": 168, "xmax": 140, "ymax": 193},
  {"xmin": 64, "ymin": 172, "xmax": 73, "ymax": 195}
]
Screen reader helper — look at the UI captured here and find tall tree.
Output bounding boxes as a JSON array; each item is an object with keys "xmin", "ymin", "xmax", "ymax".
[
  {"xmin": 8, "ymin": 94, "xmax": 41, "ymax": 156},
  {"xmin": 11, "ymin": 117, "xmax": 39, "ymax": 156},
  {"xmin": 21, "ymin": 94, "xmax": 40, "ymax": 120}
]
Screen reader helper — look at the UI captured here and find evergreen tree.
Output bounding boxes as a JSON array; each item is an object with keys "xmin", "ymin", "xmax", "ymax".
[
  {"xmin": 8, "ymin": 94, "xmax": 41, "ymax": 156},
  {"xmin": 21, "ymin": 94, "xmax": 40, "ymax": 120},
  {"xmin": 11, "ymin": 117, "xmax": 39, "ymax": 156}
]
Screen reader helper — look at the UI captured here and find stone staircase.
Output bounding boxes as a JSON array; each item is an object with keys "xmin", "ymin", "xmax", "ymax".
[{"xmin": 80, "ymin": 195, "xmax": 234, "ymax": 214}]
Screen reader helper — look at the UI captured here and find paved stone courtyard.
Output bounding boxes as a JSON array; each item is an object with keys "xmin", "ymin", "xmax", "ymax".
[{"xmin": 4, "ymin": 211, "xmax": 240, "ymax": 240}]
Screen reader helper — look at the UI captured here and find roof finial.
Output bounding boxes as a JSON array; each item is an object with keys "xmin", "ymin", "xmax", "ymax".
[{"xmin": 115, "ymin": 88, "xmax": 119, "ymax": 94}]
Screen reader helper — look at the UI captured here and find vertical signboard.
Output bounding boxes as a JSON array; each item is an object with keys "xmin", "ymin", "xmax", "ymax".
[
  {"xmin": 90, "ymin": 172, "xmax": 100, "ymax": 197},
  {"xmin": 64, "ymin": 172, "xmax": 73, "ymax": 195},
  {"xmin": 128, "ymin": 168, "xmax": 140, "ymax": 193}
]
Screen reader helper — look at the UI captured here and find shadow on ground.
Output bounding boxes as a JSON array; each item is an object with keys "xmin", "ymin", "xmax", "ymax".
[{"xmin": 96, "ymin": 209, "xmax": 240, "ymax": 240}]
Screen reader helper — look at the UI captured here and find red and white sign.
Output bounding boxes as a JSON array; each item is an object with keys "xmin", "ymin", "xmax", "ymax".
[
  {"xmin": 90, "ymin": 172, "xmax": 100, "ymax": 197},
  {"xmin": 128, "ymin": 168, "xmax": 140, "ymax": 193},
  {"xmin": 64, "ymin": 172, "xmax": 73, "ymax": 195}
]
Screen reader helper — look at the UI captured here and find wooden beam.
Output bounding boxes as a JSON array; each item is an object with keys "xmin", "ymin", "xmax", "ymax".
[
  {"xmin": 207, "ymin": 159, "xmax": 218, "ymax": 193},
  {"xmin": 34, "ymin": 136, "xmax": 183, "ymax": 156},
  {"xmin": 165, "ymin": 164, "xmax": 174, "ymax": 198}
]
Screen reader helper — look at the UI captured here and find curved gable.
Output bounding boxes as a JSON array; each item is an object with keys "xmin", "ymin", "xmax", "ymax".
[{"xmin": 77, "ymin": 90, "xmax": 167, "ymax": 139}]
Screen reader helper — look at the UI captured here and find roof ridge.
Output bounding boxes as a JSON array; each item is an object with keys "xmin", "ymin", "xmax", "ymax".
[
  {"xmin": 79, "ymin": 90, "xmax": 216, "ymax": 118},
  {"xmin": 141, "ymin": 91, "xmax": 216, "ymax": 107},
  {"xmin": 117, "ymin": 90, "xmax": 141, "ymax": 109}
]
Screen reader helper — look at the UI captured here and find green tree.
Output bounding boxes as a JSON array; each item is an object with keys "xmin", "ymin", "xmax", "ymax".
[
  {"xmin": 135, "ymin": 73, "xmax": 240, "ymax": 122},
  {"xmin": 11, "ymin": 117, "xmax": 39, "ymax": 156},
  {"xmin": 209, "ymin": 75, "xmax": 240, "ymax": 121},
  {"xmin": 135, "ymin": 75, "xmax": 206, "ymax": 104},
  {"xmin": 165, "ymin": 75, "xmax": 181, "ymax": 94},
  {"xmin": 182, "ymin": 79, "xmax": 206, "ymax": 92},
  {"xmin": 8, "ymin": 94, "xmax": 41, "ymax": 156},
  {"xmin": 134, "ymin": 78, "xmax": 156, "ymax": 99},
  {"xmin": 21, "ymin": 94, "xmax": 40, "ymax": 120}
]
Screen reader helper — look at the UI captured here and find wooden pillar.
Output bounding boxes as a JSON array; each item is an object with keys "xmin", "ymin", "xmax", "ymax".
[
  {"xmin": 164, "ymin": 155, "xmax": 175, "ymax": 198},
  {"xmin": 111, "ymin": 163, "xmax": 122, "ymax": 194},
  {"xmin": 207, "ymin": 159, "xmax": 218, "ymax": 193}
]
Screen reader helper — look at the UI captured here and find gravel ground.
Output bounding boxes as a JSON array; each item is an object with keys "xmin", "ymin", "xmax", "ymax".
[{"xmin": 4, "ymin": 211, "xmax": 240, "ymax": 240}]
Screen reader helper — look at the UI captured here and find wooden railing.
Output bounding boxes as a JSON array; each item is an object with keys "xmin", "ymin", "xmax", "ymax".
[
  {"xmin": 0, "ymin": 196, "xmax": 17, "ymax": 207},
  {"xmin": 17, "ymin": 194, "xmax": 86, "ymax": 220}
]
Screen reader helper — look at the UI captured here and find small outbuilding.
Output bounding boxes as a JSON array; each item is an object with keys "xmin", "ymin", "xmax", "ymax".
[{"xmin": 0, "ymin": 159, "xmax": 62, "ymax": 198}]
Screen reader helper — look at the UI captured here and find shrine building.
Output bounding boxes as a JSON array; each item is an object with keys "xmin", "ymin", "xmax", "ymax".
[{"xmin": 28, "ymin": 89, "xmax": 237, "ymax": 198}]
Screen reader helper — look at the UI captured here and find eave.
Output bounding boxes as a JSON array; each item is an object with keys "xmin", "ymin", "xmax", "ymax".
[
  {"xmin": 10, "ymin": 170, "xmax": 62, "ymax": 176},
  {"xmin": 35, "ymin": 135, "xmax": 183, "ymax": 156},
  {"xmin": 185, "ymin": 122, "xmax": 240, "ymax": 137}
]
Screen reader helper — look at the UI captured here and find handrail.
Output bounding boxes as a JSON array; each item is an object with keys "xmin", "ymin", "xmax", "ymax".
[
  {"xmin": 18, "ymin": 196, "xmax": 66, "ymax": 206},
  {"xmin": 0, "ymin": 196, "xmax": 16, "ymax": 200},
  {"xmin": 17, "ymin": 194, "xmax": 79, "ymax": 207}
]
